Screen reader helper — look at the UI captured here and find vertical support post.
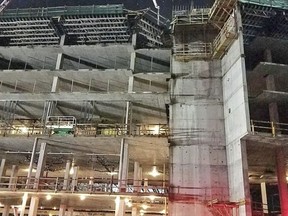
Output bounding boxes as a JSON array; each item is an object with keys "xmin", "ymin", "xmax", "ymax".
[
  {"xmin": 2, "ymin": 205, "xmax": 10, "ymax": 216},
  {"xmin": 28, "ymin": 197, "xmax": 39, "ymax": 216},
  {"xmin": 115, "ymin": 197, "xmax": 126, "ymax": 216},
  {"xmin": 8, "ymin": 165, "xmax": 18, "ymax": 189},
  {"xmin": 34, "ymin": 143, "xmax": 47, "ymax": 189},
  {"xmin": 144, "ymin": 178, "xmax": 149, "ymax": 192},
  {"xmin": 0, "ymin": 158, "xmax": 6, "ymax": 182},
  {"xmin": 276, "ymin": 147, "xmax": 288, "ymax": 216},
  {"xmin": 260, "ymin": 182, "xmax": 268, "ymax": 214},
  {"xmin": 118, "ymin": 138, "xmax": 129, "ymax": 192},
  {"xmin": 63, "ymin": 160, "xmax": 71, "ymax": 191},
  {"xmin": 133, "ymin": 161, "xmax": 140, "ymax": 192},
  {"xmin": 131, "ymin": 33, "xmax": 137, "ymax": 48},
  {"xmin": 26, "ymin": 138, "xmax": 38, "ymax": 188},
  {"xmin": 59, "ymin": 204, "xmax": 67, "ymax": 216},
  {"xmin": 60, "ymin": 35, "xmax": 66, "ymax": 46},
  {"xmin": 19, "ymin": 192, "xmax": 28, "ymax": 216},
  {"xmin": 55, "ymin": 53, "xmax": 64, "ymax": 70},
  {"xmin": 71, "ymin": 166, "xmax": 79, "ymax": 192},
  {"xmin": 130, "ymin": 52, "xmax": 136, "ymax": 71}
]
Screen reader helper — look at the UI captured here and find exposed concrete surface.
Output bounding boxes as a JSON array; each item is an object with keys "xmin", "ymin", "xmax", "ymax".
[
  {"xmin": 221, "ymin": 23, "xmax": 251, "ymax": 215},
  {"xmin": 169, "ymin": 59, "xmax": 229, "ymax": 215}
]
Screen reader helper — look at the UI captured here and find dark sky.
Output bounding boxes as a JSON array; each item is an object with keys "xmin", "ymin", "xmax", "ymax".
[{"xmin": 8, "ymin": 0, "xmax": 213, "ymax": 18}]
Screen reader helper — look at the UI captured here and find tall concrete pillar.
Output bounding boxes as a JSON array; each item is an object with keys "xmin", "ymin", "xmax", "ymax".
[
  {"xmin": 115, "ymin": 197, "xmax": 126, "ymax": 216},
  {"xmin": 34, "ymin": 143, "xmax": 47, "ymax": 189},
  {"xmin": 0, "ymin": 158, "xmax": 6, "ymax": 182},
  {"xmin": 9, "ymin": 165, "xmax": 18, "ymax": 189},
  {"xmin": 276, "ymin": 147, "xmax": 288, "ymax": 216},
  {"xmin": 28, "ymin": 143, "xmax": 47, "ymax": 216},
  {"xmin": 26, "ymin": 137, "xmax": 38, "ymax": 188},
  {"xmin": 130, "ymin": 52, "xmax": 136, "ymax": 71},
  {"xmin": 63, "ymin": 160, "xmax": 71, "ymax": 190},
  {"xmin": 118, "ymin": 138, "xmax": 129, "ymax": 192},
  {"xmin": 56, "ymin": 53, "xmax": 64, "ymax": 70},
  {"xmin": 59, "ymin": 204, "xmax": 67, "ymax": 216},
  {"xmin": 133, "ymin": 161, "xmax": 141, "ymax": 192},
  {"xmin": 20, "ymin": 192, "xmax": 28, "ymax": 216},
  {"xmin": 260, "ymin": 182, "xmax": 268, "ymax": 214},
  {"xmin": 71, "ymin": 166, "xmax": 79, "ymax": 192},
  {"xmin": 28, "ymin": 197, "xmax": 39, "ymax": 216},
  {"xmin": 125, "ymin": 76, "xmax": 134, "ymax": 135},
  {"xmin": 2, "ymin": 205, "xmax": 10, "ymax": 216}
]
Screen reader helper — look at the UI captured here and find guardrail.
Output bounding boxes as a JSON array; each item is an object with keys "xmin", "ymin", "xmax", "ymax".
[
  {"xmin": 250, "ymin": 120, "xmax": 288, "ymax": 137},
  {"xmin": 173, "ymin": 43, "xmax": 213, "ymax": 59},
  {"xmin": 0, "ymin": 176, "xmax": 168, "ymax": 195},
  {"xmin": 0, "ymin": 122, "xmax": 169, "ymax": 137}
]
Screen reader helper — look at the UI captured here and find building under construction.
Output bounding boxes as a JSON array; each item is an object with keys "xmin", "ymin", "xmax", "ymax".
[{"xmin": 0, "ymin": 0, "xmax": 288, "ymax": 215}]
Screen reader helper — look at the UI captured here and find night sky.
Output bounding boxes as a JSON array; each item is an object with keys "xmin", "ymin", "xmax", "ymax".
[{"xmin": 8, "ymin": 0, "xmax": 213, "ymax": 18}]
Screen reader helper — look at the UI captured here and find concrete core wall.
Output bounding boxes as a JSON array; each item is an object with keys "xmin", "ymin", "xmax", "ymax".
[
  {"xmin": 169, "ymin": 59, "xmax": 229, "ymax": 215},
  {"xmin": 221, "ymin": 22, "xmax": 252, "ymax": 215}
]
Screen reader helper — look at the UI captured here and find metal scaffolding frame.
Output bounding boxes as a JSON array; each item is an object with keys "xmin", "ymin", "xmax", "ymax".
[{"xmin": 0, "ymin": 4, "xmax": 165, "ymax": 47}]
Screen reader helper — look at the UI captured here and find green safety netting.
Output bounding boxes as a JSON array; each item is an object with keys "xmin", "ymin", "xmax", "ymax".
[
  {"xmin": 239, "ymin": 0, "xmax": 288, "ymax": 9},
  {"xmin": 0, "ymin": 4, "xmax": 124, "ymax": 18}
]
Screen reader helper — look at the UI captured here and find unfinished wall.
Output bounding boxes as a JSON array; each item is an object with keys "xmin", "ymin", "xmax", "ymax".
[
  {"xmin": 169, "ymin": 60, "xmax": 229, "ymax": 215},
  {"xmin": 221, "ymin": 13, "xmax": 252, "ymax": 215}
]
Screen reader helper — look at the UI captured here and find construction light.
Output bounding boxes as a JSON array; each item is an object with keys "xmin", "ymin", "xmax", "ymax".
[
  {"xmin": 80, "ymin": 195, "xmax": 86, "ymax": 201},
  {"xmin": 149, "ymin": 166, "xmax": 160, "ymax": 177},
  {"xmin": 53, "ymin": 207, "xmax": 56, "ymax": 210},
  {"xmin": 46, "ymin": 194, "xmax": 52, "ymax": 201},
  {"xmin": 107, "ymin": 171, "xmax": 118, "ymax": 176}
]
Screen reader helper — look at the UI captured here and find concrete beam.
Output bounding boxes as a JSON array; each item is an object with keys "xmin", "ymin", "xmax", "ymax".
[
  {"xmin": 63, "ymin": 54, "xmax": 107, "ymax": 69},
  {"xmin": 0, "ymin": 92, "xmax": 170, "ymax": 103},
  {"xmin": 135, "ymin": 52, "xmax": 170, "ymax": 67},
  {"xmin": 58, "ymin": 77, "xmax": 103, "ymax": 92}
]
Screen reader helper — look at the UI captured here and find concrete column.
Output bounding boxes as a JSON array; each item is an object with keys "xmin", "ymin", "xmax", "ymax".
[
  {"xmin": 144, "ymin": 178, "xmax": 149, "ymax": 192},
  {"xmin": 118, "ymin": 138, "xmax": 129, "ymax": 192},
  {"xmin": 67, "ymin": 207, "xmax": 73, "ymax": 216},
  {"xmin": 133, "ymin": 161, "xmax": 140, "ymax": 192},
  {"xmin": 131, "ymin": 33, "xmax": 137, "ymax": 48},
  {"xmin": 60, "ymin": 35, "xmax": 66, "ymax": 46},
  {"xmin": 115, "ymin": 197, "xmax": 126, "ymax": 216},
  {"xmin": 260, "ymin": 182, "xmax": 268, "ymax": 214},
  {"xmin": 34, "ymin": 143, "xmax": 47, "ymax": 189},
  {"xmin": 125, "ymin": 76, "xmax": 134, "ymax": 135},
  {"xmin": 131, "ymin": 207, "xmax": 137, "ymax": 216},
  {"xmin": 0, "ymin": 158, "xmax": 6, "ymax": 182},
  {"xmin": 2, "ymin": 205, "xmax": 10, "ymax": 216},
  {"xmin": 276, "ymin": 147, "xmax": 288, "ymax": 216},
  {"xmin": 59, "ymin": 204, "xmax": 67, "ymax": 216},
  {"xmin": 9, "ymin": 165, "xmax": 18, "ymax": 189},
  {"xmin": 130, "ymin": 52, "xmax": 136, "ymax": 71},
  {"xmin": 63, "ymin": 160, "xmax": 71, "ymax": 190},
  {"xmin": 51, "ymin": 76, "xmax": 59, "ymax": 93},
  {"xmin": 56, "ymin": 53, "xmax": 64, "ymax": 70},
  {"xmin": 71, "ymin": 166, "xmax": 79, "ymax": 192},
  {"xmin": 26, "ymin": 137, "xmax": 38, "ymax": 188},
  {"xmin": 28, "ymin": 197, "xmax": 39, "ymax": 216},
  {"xmin": 20, "ymin": 192, "xmax": 28, "ymax": 216}
]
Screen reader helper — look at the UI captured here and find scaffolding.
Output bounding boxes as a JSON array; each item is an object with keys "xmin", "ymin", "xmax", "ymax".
[{"xmin": 0, "ymin": 4, "xmax": 164, "ymax": 47}]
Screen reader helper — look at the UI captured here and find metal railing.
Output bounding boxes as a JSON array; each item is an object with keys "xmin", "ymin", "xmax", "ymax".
[
  {"xmin": 250, "ymin": 120, "xmax": 288, "ymax": 137},
  {"xmin": 173, "ymin": 42, "xmax": 213, "ymax": 58},
  {"xmin": 0, "ymin": 176, "xmax": 168, "ymax": 195},
  {"xmin": 0, "ymin": 121, "xmax": 169, "ymax": 137}
]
